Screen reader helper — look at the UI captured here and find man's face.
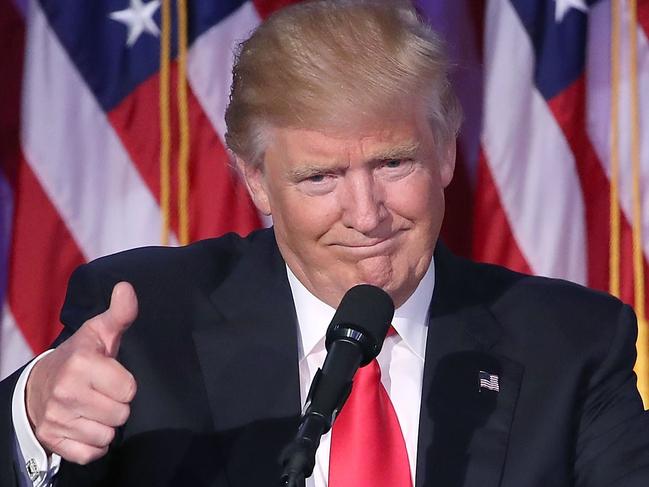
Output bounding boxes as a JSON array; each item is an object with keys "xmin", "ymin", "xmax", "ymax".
[{"xmin": 241, "ymin": 111, "xmax": 455, "ymax": 308}]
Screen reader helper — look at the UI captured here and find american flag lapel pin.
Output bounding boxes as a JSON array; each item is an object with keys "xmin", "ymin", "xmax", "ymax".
[{"xmin": 479, "ymin": 370, "xmax": 500, "ymax": 392}]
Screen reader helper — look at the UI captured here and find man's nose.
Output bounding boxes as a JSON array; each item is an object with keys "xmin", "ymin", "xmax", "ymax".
[{"xmin": 340, "ymin": 173, "xmax": 386, "ymax": 233}]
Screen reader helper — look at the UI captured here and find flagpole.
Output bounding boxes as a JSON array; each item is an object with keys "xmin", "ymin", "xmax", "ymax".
[
  {"xmin": 159, "ymin": 0, "xmax": 172, "ymax": 245},
  {"xmin": 627, "ymin": 0, "xmax": 648, "ymax": 408}
]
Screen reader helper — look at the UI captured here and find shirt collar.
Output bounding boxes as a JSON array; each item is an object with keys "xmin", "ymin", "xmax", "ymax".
[
  {"xmin": 287, "ymin": 259, "xmax": 435, "ymax": 362},
  {"xmin": 391, "ymin": 260, "xmax": 435, "ymax": 360}
]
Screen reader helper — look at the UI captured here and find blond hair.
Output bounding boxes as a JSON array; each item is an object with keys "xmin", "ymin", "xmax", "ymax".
[{"xmin": 225, "ymin": 0, "xmax": 462, "ymax": 167}]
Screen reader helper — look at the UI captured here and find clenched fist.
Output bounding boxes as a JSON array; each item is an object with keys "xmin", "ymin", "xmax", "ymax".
[{"xmin": 25, "ymin": 282, "xmax": 138, "ymax": 465}]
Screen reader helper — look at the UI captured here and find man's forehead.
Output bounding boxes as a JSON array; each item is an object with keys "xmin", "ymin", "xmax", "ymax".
[{"xmin": 267, "ymin": 124, "xmax": 426, "ymax": 162}]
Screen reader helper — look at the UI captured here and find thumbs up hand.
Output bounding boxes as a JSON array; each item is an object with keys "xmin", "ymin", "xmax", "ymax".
[{"xmin": 25, "ymin": 282, "xmax": 139, "ymax": 464}]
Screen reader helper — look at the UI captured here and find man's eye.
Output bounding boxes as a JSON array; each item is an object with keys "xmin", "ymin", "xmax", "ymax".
[
  {"xmin": 306, "ymin": 174, "xmax": 326, "ymax": 183},
  {"xmin": 383, "ymin": 159, "xmax": 402, "ymax": 168},
  {"xmin": 377, "ymin": 158, "xmax": 416, "ymax": 179},
  {"xmin": 297, "ymin": 172, "xmax": 337, "ymax": 196}
]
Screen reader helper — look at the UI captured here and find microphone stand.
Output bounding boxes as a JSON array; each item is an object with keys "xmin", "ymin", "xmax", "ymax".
[
  {"xmin": 279, "ymin": 341, "xmax": 358, "ymax": 485},
  {"xmin": 278, "ymin": 284, "xmax": 394, "ymax": 485}
]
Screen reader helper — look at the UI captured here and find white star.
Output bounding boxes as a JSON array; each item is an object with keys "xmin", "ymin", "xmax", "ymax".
[
  {"xmin": 109, "ymin": 0, "xmax": 161, "ymax": 47},
  {"xmin": 554, "ymin": 0, "xmax": 588, "ymax": 23}
]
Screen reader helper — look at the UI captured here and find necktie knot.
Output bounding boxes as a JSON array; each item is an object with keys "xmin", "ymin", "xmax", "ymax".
[{"xmin": 355, "ymin": 358, "xmax": 381, "ymax": 385}]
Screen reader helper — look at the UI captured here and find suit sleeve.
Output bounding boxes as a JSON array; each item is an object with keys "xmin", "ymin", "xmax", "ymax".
[
  {"xmin": 574, "ymin": 304, "xmax": 649, "ymax": 486},
  {"xmin": 59, "ymin": 262, "xmax": 114, "ymax": 334},
  {"xmin": 0, "ymin": 368, "xmax": 27, "ymax": 487}
]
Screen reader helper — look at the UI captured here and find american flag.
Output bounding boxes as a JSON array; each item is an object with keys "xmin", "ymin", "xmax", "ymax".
[
  {"xmin": 1, "ymin": 0, "xmax": 648, "ymax": 406},
  {"xmin": 479, "ymin": 370, "xmax": 500, "ymax": 393}
]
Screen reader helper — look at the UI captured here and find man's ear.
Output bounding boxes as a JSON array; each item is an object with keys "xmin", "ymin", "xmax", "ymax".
[
  {"xmin": 439, "ymin": 140, "xmax": 456, "ymax": 189},
  {"xmin": 236, "ymin": 157, "xmax": 272, "ymax": 216}
]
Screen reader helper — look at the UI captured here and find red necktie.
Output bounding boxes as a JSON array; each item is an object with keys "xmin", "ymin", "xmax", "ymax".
[{"xmin": 328, "ymin": 330, "xmax": 413, "ymax": 486}]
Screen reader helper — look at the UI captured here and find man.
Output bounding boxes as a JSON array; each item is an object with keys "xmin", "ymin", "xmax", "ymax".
[{"xmin": 2, "ymin": 0, "xmax": 649, "ymax": 486}]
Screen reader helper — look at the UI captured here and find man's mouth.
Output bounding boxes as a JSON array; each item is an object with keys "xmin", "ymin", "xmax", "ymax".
[{"xmin": 331, "ymin": 232, "xmax": 402, "ymax": 254}]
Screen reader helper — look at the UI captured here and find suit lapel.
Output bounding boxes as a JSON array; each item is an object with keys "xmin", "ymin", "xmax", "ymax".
[
  {"xmin": 416, "ymin": 245, "xmax": 523, "ymax": 487},
  {"xmin": 191, "ymin": 230, "xmax": 302, "ymax": 486}
]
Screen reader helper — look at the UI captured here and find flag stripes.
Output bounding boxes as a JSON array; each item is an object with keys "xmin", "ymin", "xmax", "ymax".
[
  {"xmin": 482, "ymin": 0, "xmax": 587, "ymax": 284},
  {"xmin": 7, "ymin": 153, "xmax": 83, "ymax": 354},
  {"xmin": 188, "ymin": 1, "xmax": 260, "ymax": 147},
  {"xmin": 546, "ymin": 77, "xmax": 611, "ymax": 291},
  {"xmin": 22, "ymin": 2, "xmax": 163, "ymax": 259},
  {"xmin": 473, "ymin": 151, "xmax": 533, "ymax": 276},
  {"xmin": 640, "ymin": 2, "xmax": 649, "ymax": 36}
]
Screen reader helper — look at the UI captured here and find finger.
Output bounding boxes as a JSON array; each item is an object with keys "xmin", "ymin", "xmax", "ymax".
[
  {"xmin": 53, "ymin": 437, "xmax": 109, "ymax": 466},
  {"xmin": 76, "ymin": 390, "xmax": 131, "ymax": 427},
  {"xmin": 89, "ymin": 281, "xmax": 138, "ymax": 357},
  {"xmin": 58, "ymin": 417, "xmax": 116, "ymax": 449},
  {"xmin": 89, "ymin": 357, "xmax": 137, "ymax": 404}
]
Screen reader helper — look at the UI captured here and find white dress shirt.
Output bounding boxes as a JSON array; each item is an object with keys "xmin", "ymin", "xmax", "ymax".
[
  {"xmin": 12, "ymin": 260, "xmax": 434, "ymax": 486},
  {"xmin": 288, "ymin": 261, "xmax": 434, "ymax": 486},
  {"xmin": 12, "ymin": 350, "xmax": 61, "ymax": 487}
]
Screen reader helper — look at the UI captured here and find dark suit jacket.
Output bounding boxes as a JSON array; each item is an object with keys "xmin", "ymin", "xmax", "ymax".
[{"xmin": 2, "ymin": 228, "xmax": 649, "ymax": 486}]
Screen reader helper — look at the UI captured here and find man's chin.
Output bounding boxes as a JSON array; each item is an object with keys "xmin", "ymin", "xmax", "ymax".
[{"xmin": 344, "ymin": 257, "xmax": 395, "ymax": 290}]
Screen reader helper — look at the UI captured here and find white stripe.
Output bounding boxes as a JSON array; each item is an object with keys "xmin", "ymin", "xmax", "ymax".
[
  {"xmin": 21, "ymin": 0, "xmax": 164, "ymax": 261},
  {"xmin": 587, "ymin": 3, "xmax": 649, "ymax": 261},
  {"xmin": 482, "ymin": 0, "xmax": 587, "ymax": 284},
  {"xmin": 188, "ymin": 2, "xmax": 261, "ymax": 143},
  {"xmin": 0, "ymin": 306, "xmax": 34, "ymax": 380}
]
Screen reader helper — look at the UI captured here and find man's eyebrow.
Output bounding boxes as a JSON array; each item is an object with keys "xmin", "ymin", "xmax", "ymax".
[
  {"xmin": 370, "ymin": 141, "xmax": 421, "ymax": 160},
  {"xmin": 287, "ymin": 165, "xmax": 335, "ymax": 181},
  {"xmin": 287, "ymin": 142, "xmax": 421, "ymax": 180}
]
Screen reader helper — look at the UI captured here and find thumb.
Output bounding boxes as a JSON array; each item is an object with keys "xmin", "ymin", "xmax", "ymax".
[{"xmin": 93, "ymin": 281, "xmax": 138, "ymax": 357}]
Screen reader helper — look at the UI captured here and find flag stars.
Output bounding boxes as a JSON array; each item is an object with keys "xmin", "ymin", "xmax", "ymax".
[
  {"xmin": 109, "ymin": 0, "xmax": 161, "ymax": 47},
  {"xmin": 554, "ymin": 0, "xmax": 588, "ymax": 23}
]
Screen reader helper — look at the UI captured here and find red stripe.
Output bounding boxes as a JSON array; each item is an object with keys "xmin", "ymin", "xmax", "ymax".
[
  {"xmin": 107, "ymin": 76, "xmax": 163, "ymax": 218},
  {"xmin": 468, "ymin": 0, "xmax": 485, "ymax": 64},
  {"xmin": 441, "ymin": 0, "xmax": 484, "ymax": 259},
  {"xmin": 472, "ymin": 149, "xmax": 532, "ymax": 274},
  {"xmin": 252, "ymin": 0, "xmax": 302, "ymax": 19},
  {"xmin": 546, "ymin": 76, "xmax": 610, "ymax": 291},
  {"xmin": 638, "ymin": 1, "xmax": 649, "ymax": 41},
  {"xmin": 0, "ymin": 0, "xmax": 24, "ymax": 322},
  {"xmin": 440, "ymin": 142, "xmax": 473, "ymax": 258},
  {"xmin": 0, "ymin": 0, "xmax": 24, "ymax": 185},
  {"xmin": 186, "ymin": 93, "xmax": 261, "ymax": 239},
  {"xmin": 7, "ymin": 153, "xmax": 86, "ymax": 352},
  {"xmin": 108, "ymin": 62, "xmax": 260, "ymax": 241}
]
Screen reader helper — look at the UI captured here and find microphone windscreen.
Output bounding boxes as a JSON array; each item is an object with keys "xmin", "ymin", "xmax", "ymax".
[{"xmin": 325, "ymin": 284, "xmax": 394, "ymax": 361}]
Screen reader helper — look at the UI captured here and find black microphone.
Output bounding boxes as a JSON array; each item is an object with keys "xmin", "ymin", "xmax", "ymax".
[{"xmin": 280, "ymin": 284, "xmax": 395, "ymax": 486}]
